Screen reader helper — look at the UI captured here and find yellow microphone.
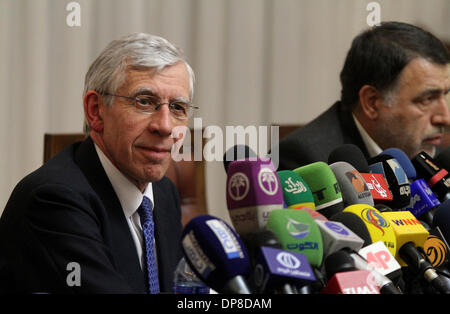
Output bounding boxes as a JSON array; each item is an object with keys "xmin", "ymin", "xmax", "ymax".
[
  {"xmin": 380, "ymin": 211, "xmax": 450, "ymax": 293},
  {"xmin": 343, "ymin": 204, "xmax": 397, "ymax": 257},
  {"xmin": 381, "ymin": 211, "xmax": 428, "ymax": 266}
]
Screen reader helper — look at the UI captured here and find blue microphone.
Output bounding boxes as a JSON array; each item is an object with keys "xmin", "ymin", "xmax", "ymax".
[
  {"xmin": 181, "ymin": 215, "xmax": 252, "ymax": 294},
  {"xmin": 381, "ymin": 148, "xmax": 440, "ymax": 225},
  {"xmin": 381, "ymin": 148, "xmax": 417, "ymax": 181}
]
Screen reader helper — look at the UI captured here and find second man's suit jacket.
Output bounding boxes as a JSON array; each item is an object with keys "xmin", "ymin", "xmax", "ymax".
[{"xmin": 276, "ymin": 101, "xmax": 370, "ymax": 171}]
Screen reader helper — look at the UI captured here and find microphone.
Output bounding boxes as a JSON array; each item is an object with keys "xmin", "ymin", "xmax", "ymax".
[
  {"xmin": 241, "ymin": 229, "xmax": 309, "ymax": 294},
  {"xmin": 360, "ymin": 173, "xmax": 393, "ymax": 205},
  {"xmin": 411, "ymin": 151, "xmax": 450, "ymax": 202},
  {"xmin": 240, "ymin": 230, "xmax": 282, "ymax": 267},
  {"xmin": 329, "ymin": 211, "xmax": 372, "ymax": 247},
  {"xmin": 293, "ymin": 162, "xmax": 344, "ymax": 219},
  {"xmin": 405, "ymin": 179, "xmax": 440, "ymax": 226},
  {"xmin": 314, "ymin": 220, "xmax": 364, "ymax": 258},
  {"xmin": 435, "ymin": 146, "xmax": 450, "ymax": 170},
  {"xmin": 321, "ymin": 251, "xmax": 380, "ymax": 294},
  {"xmin": 292, "ymin": 206, "xmax": 329, "ymax": 221},
  {"xmin": 358, "ymin": 241, "xmax": 403, "ymax": 285},
  {"xmin": 327, "ymin": 144, "xmax": 393, "ymax": 205},
  {"xmin": 223, "ymin": 144, "xmax": 257, "ymax": 173},
  {"xmin": 382, "ymin": 211, "xmax": 450, "ymax": 294},
  {"xmin": 253, "ymin": 246, "xmax": 317, "ymax": 294},
  {"xmin": 381, "ymin": 148, "xmax": 440, "ymax": 225},
  {"xmin": 266, "ymin": 209, "xmax": 324, "ymax": 267},
  {"xmin": 226, "ymin": 158, "xmax": 284, "ymax": 235},
  {"xmin": 181, "ymin": 215, "xmax": 252, "ymax": 294},
  {"xmin": 423, "ymin": 226, "xmax": 450, "ymax": 268},
  {"xmin": 432, "ymin": 200, "xmax": 450, "ymax": 258},
  {"xmin": 331, "ymin": 211, "xmax": 403, "ymax": 285},
  {"xmin": 328, "ymin": 144, "xmax": 370, "ymax": 173},
  {"xmin": 329, "ymin": 161, "xmax": 374, "ymax": 207},
  {"xmin": 277, "ymin": 170, "xmax": 315, "ymax": 209},
  {"xmin": 381, "ymin": 148, "xmax": 417, "ymax": 181},
  {"xmin": 343, "ymin": 204, "xmax": 398, "ymax": 258},
  {"xmin": 368, "ymin": 154, "xmax": 411, "ymax": 209}
]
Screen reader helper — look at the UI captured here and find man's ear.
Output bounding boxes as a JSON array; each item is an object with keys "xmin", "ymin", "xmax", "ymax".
[
  {"xmin": 83, "ymin": 91, "xmax": 104, "ymax": 133},
  {"xmin": 358, "ymin": 85, "xmax": 384, "ymax": 120}
]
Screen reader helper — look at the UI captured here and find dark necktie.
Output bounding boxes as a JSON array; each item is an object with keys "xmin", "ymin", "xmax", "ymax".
[{"xmin": 138, "ymin": 196, "xmax": 160, "ymax": 294}]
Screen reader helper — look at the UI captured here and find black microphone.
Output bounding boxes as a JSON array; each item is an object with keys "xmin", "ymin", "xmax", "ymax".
[
  {"xmin": 328, "ymin": 144, "xmax": 370, "ymax": 173},
  {"xmin": 368, "ymin": 154, "xmax": 411, "ymax": 209},
  {"xmin": 412, "ymin": 151, "xmax": 450, "ymax": 202},
  {"xmin": 435, "ymin": 146, "xmax": 450, "ymax": 171}
]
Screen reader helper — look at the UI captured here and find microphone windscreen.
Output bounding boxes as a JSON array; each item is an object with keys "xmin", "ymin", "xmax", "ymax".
[
  {"xmin": 328, "ymin": 144, "xmax": 369, "ymax": 173},
  {"xmin": 223, "ymin": 145, "xmax": 257, "ymax": 173},
  {"xmin": 381, "ymin": 148, "xmax": 417, "ymax": 180},
  {"xmin": 329, "ymin": 161, "xmax": 374, "ymax": 207},
  {"xmin": 330, "ymin": 211, "xmax": 372, "ymax": 246},
  {"xmin": 324, "ymin": 250, "xmax": 356, "ymax": 279},
  {"xmin": 432, "ymin": 199, "xmax": 450, "ymax": 242},
  {"xmin": 381, "ymin": 211, "xmax": 429, "ymax": 266},
  {"xmin": 266, "ymin": 209, "xmax": 324, "ymax": 267},
  {"xmin": 369, "ymin": 155, "xmax": 411, "ymax": 209},
  {"xmin": 412, "ymin": 151, "xmax": 450, "ymax": 201},
  {"xmin": 226, "ymin": 158, "xmax": 284, "ymax": 235},
  {"xmin": 435, "ymin": 146, "xmax": 450, "ymax": 171},
  {"xmin": 294, "ymin": 162, "xmax": 344, "ymax": 218},
  {"xmin": 277, "ymin": 170, "xmax": 315, "ymax": 209},
  {"xmin": 241, "ymin": 230, "xmax": 282, "ymax": 265},
  {"xmin": 181, "ymin": 215, "xmax": 251, "ymax": 291},
  {"xmin": 315, "ymin": 220, "xmax": 364, "ymax": 258},
  {"xmin": 344, "ymin": 204, "xmax": 398, "ymax": 258}
]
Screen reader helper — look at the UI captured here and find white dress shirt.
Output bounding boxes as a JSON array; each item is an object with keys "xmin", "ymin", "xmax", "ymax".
[
  {"xmin": 94, "ymin": 144, "xmax": 155, "ymax": 271},
  {"xmin": 352, "ymin": 113, "xmax": 383, "ymax": 158}
]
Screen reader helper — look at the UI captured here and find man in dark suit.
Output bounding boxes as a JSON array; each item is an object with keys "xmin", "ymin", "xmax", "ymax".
[
  {"xmin": 277, "ymin": 22, "xmax": 450, "ymax": 171},
  {"xmin": 0, "ymin": 33, "xmax": 197, "ymax": 293}
]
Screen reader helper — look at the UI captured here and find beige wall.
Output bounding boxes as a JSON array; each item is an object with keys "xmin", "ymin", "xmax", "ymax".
[{"xmin": 1, "ymin": 0, "xmax": 449, "ymax": 224}]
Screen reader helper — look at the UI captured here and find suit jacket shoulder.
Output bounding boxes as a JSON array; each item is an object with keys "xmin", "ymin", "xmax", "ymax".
[{"xmin": 276, "ymin": 101, "xmax": 369, "ymax": 170}]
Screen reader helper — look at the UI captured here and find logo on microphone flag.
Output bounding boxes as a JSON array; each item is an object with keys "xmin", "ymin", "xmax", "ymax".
[
  {"xmin": 228, "ymin": 172, "xmax": 250, "ymax": 201},
  {"xmin": 258, "ymin": 168, "xmax": 279, "ymax": 196},
  {"xmin": 206, "ymin": 219, "xmax": 243, "ymax": 259},
  {"xmin": 286, "ymin": 218, "xmax": 310, "ymax": 239}
]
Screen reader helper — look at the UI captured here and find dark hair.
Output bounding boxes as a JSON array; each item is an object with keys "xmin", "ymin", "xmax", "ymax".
[{"xmin": 340, "ymin": 21, "xmax": 449, "ymax": 109}]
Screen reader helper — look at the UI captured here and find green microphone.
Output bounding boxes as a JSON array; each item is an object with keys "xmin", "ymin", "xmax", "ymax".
[
  {"xmin": 277, "ymin": 170, "xmax": 315, "ymax": 209},
  {"xmin": 266, "ymin": 209, "xmax": 324, "ymax": 267},
  {"xmin": 294, "ymin": 162, "xmax": 344, "ymax": 218}
]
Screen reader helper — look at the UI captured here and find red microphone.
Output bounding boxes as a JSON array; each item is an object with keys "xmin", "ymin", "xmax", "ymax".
[{"xmin": 322, "ymin": 270, "xmax": 380, "ymax": 294}]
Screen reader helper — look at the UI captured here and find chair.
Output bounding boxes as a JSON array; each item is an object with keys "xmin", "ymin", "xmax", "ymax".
[{"xmin": 43, "ymin": 132, "xmax": 207, "ymax": 226}]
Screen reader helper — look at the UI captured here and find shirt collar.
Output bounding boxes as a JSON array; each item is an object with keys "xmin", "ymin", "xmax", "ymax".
[
  {"xmin": 352, "ymin": 113, "xmax": 383, "ymax": 158},
  {"xmin": 94, "ymin": 144, "xmax": 154, "ymax": 218}
]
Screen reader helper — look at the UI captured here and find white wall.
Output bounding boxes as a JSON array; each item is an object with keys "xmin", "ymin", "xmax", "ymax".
[{"xmin": 1, "ymin": 0, "xmax": 449, "ymax": 225}]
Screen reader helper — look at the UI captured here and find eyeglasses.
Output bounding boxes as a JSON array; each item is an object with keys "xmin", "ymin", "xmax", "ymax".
[{"xmin": 102, "ymin": 93, "xmax": 198, "ymax": 120}]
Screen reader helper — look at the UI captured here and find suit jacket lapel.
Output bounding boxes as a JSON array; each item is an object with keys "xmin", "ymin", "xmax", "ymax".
[
  {"xmin": 74, "ymin": 137, "xmax": 146, "ymax": 293},
  {"xmin": 152, "ymin": 181, "xmax": 182, "ymax": 293},
  {"xmin": 336, "ymin": 101, "xmax": 371, "ymax": 160}
]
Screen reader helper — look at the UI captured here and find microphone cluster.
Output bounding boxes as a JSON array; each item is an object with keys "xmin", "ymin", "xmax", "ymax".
[{"xmin": 178, "ymin": 144, "xmax": 450, "ymax": 294}]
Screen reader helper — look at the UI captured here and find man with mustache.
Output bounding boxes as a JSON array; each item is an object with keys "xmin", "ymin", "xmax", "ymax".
[
  {"xmin": 277, "ymin": 22, "xmax": 450, "ymax": 170},
  {"xmin": 0, "ymin": 33, "xmax": 196, "ymax": 293}
]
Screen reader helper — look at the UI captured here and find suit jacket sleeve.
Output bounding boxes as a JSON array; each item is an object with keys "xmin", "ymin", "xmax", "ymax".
[{"xmin": 9, "ymin": 182, "xmax": 137, "ymax": 293}]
